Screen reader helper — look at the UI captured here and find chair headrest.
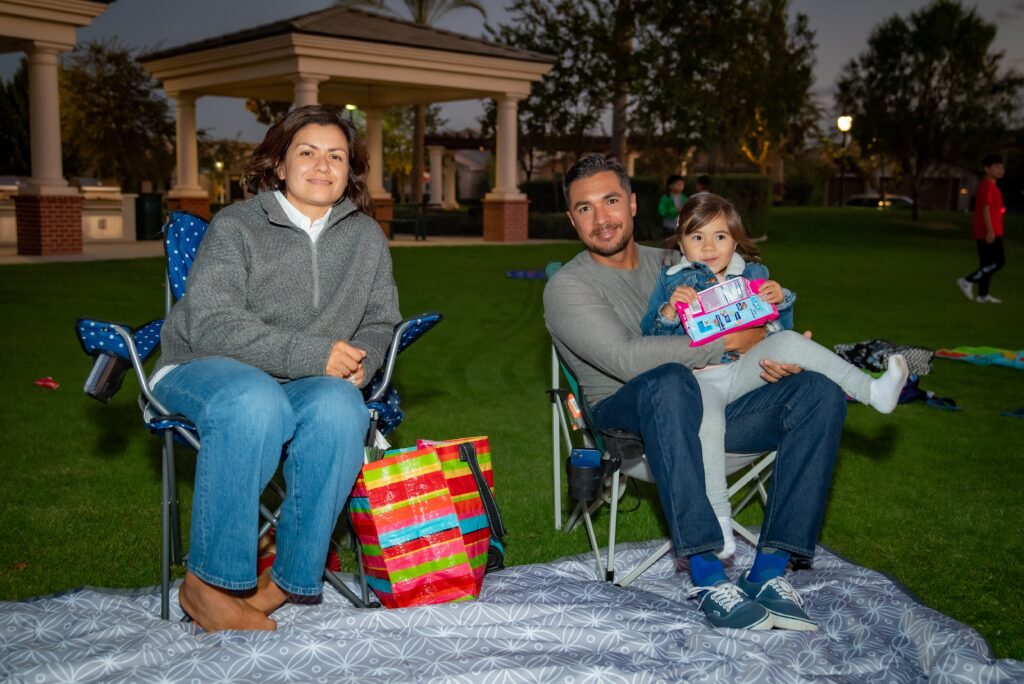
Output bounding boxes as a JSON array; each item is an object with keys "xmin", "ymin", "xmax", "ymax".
[{"xmin": 163, "ymin": 211, "xmax": 210, "ymax": 301}]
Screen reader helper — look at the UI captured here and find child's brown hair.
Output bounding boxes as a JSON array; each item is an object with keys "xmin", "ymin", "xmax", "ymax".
[{"xmin": 664, "ymin": 193, "xmax": 761, "ymax": 261}]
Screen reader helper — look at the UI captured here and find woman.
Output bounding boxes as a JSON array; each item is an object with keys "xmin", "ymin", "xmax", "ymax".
[{"xmin": 150, "ymin": 105, "xmax": 401, "ymax": 631}]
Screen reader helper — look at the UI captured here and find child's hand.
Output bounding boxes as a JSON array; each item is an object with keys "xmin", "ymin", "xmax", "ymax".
[
  {"xmin": 660, "ymin": 286, "xmax": 698, "ymax": 321},
  {"xmin": 757, "ymin": 280, "xmax": 784, "ymax": 305}
]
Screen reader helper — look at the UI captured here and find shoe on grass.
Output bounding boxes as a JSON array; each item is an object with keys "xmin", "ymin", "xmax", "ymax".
[
  {"xmin": 737, "ymin": 574, "xmax": 817, "ymax": 631},
  {"xmin": 976, "ymin": 295, "xmax": 1002, "ymax": 303},
  {"xmin": 687, "ymin": 581, "xmax": 773, "ymax": 630},
  {"xmin": 957, "ymin": 278, "xmax": 974, "ymax": 301}
]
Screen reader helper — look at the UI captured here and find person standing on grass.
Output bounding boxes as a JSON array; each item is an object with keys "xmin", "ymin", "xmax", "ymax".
[
  {"xmin": 544, "ymin": 154, "xmax": 846, "ymax": 632},
  {"xmin": 150, "ymin": 105, "xmax": 401, "ymax": 632},
  {"xmin": 658, "ymin": 175, "xmax": 688, "ymax": 237},
  {"xmin": 958, "ymin": 154, "xmax": 1007, "ymax": 303}
]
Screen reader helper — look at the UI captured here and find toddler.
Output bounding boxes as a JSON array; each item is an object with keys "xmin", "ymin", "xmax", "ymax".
[{"xmin": 641, "ymin": 193, "xmax": 909, "ymax": 558}]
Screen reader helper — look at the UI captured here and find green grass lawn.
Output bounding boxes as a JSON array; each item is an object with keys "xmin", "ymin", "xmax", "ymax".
[{"xmin": 1, "ymin": 207, "xmax": 1021, "ymax": 659}]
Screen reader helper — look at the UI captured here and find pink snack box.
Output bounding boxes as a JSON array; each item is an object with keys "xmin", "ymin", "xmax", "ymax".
[{"xmin": 674, "ymin": 277, "xmax": 778, "ymax": 347}]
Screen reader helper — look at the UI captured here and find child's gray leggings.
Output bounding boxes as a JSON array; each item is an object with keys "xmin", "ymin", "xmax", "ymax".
[{"xmin": 696, "ymin": 330, "xmax": 871, "ymax": 517}]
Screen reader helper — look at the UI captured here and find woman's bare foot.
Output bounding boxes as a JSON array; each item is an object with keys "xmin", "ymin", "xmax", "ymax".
[
  {"xmin": 178, "ymin": 571, "xmax": 276, "ymax": 632},
  {"xmin": 245, "ymin": 568, "xmax": 289, "ymax": 616}
]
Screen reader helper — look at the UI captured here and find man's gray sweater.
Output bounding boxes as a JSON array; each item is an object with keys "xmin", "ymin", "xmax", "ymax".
[
  {"xmin": 543, "ymin": 245, "xmax": 726, "ymax": 404},
  {"xmin": 156, "ymin": 192, "xmax": 401, "ymax": 385}
]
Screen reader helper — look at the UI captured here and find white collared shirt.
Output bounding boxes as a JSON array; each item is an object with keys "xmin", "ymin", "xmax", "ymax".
[{"xmin": 274, "ymin": 190, "xmax": 332, "ymax": 243}]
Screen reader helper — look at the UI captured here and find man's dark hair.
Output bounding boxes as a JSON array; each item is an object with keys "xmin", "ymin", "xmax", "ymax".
[
  {"xmin": 982, "ymin": 154, "xmax": 1004, "ymax": 168},
  {"xmin": 666, "ymin": 174, "xmax": 684, "ymax": 189},
  {"xmin": 696, "ymin": 174, "xmax": 712, "ymax": 189},
  {"xmin": 562, "ymin": 154, "xmax": 631, "ymax": 205}
]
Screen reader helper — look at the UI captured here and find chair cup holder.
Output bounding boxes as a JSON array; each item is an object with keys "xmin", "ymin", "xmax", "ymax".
[
  {"xmin": 84, "ymin": 353, "xmax": 130, "ymax": 403},
  {"xmin": 567, "ymin": 448, "xmax": 604, "ymax": 502}
]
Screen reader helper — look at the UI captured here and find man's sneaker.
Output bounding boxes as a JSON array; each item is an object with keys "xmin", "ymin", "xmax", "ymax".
[
  {"xmin": 976, "ymin": 295, "xmax": 1002, "ymax": 303},
  {"xmin": 687, "ymin": 581, "xmax": 773, "ymax": 630},
  {"xmin": 957, "ymin": 278, "xmax": 974, "ymax": 301},
  {"xmin": 737, "ymin": 575, "xmax": 817, "ymax": 631}
]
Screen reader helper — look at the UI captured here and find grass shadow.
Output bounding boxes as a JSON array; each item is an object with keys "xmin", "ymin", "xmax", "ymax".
[{"xmin": 839, "ymin": 424, "xmax": 901, "ymax": 461}]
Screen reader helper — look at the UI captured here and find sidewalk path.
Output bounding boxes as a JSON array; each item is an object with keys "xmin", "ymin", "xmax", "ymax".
[{"xmin": 0, "ymin": 236, "xmax": 568, "ymax": 265}]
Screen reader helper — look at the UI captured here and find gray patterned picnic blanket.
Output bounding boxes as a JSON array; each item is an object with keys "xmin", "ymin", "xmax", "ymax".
[{"xmin": 2, "ymin": 540, "xmax": 1021, "ymax": 683}]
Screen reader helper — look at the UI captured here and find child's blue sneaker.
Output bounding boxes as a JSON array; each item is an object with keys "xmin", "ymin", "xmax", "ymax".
[
  {"xmin": 687, "ymin": 581, "xmax": 773, "ymax": 630},
  {"xmin": 737, "ymin": 574, "xmax": 817, "ymax": 631}
]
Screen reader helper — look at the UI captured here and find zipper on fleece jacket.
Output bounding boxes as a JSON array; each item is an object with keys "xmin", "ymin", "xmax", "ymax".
[{"xmin": 310, "ymin": 237, "xmax": 320, "ymax": 309}]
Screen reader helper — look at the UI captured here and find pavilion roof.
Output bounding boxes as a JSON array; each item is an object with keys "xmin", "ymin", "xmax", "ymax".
[{"xmin": 140, "ymin": 6, "xmax": 553, "ymax": 65}]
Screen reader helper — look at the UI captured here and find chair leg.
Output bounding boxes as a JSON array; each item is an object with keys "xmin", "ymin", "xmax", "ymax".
[
  {"xmin": 604, "ymin": 469, "xmax": 620, "ymax": 583},
  {"xmin": 617, "ymin": 540, "xmax": 673, "ymax": 588},
  {"xmin": 160, "ymin": 432, "xmax": 173, "ymax": 620},
  {"xmin": 551, "ymin": 348, "xmax": 562, "ymax": 530},
  {"xmin": 165, "ymin": 436, "xmax": 182, "ymax": 566}
]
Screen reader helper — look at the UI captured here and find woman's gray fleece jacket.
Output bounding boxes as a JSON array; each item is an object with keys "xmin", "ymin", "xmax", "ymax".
[{"xmin": 155, "ymin": 192, "xmax": 401, "ymax": 386}]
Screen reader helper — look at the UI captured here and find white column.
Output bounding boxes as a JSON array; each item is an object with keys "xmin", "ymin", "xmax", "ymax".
[
  {"xmin": 364, "ymin": 107, "xmax": 389, "ymax": 199},
  {"xmin": 291, "ymin": 75, "xmax": 328, "ymax": 108},
  {"xmin": 26, "ymin": 42, "xmax": 74, "ymax": 194},
  {"xmin": 485, "ymin": 95, "xmax": 526, "ymax": 200},
  {"xmin": 168, "ymin": 93, "xmax": 205, "ymax": 197},
  {"xmin": 443, "ymin": 154, "xmax": 458, "ymax": 210},
  {"xmin": 427, "ymin": 145, "xmax": 444, "ymax": 206}
]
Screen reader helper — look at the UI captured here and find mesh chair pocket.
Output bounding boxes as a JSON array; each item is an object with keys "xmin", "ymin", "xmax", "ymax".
[{"xmin": 84, "ymin": 353, "xmax": 130, "ymax": 403}]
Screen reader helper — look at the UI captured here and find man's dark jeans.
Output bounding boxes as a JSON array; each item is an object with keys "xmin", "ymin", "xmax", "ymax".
[{"xmin": 591, "ymin": 363, "xmax": 846, "ymax": 558}]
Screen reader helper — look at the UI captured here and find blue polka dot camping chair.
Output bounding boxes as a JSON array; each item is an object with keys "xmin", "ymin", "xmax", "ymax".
[{"xmin": 74, "ymin": 210, "xmax": 443, "ymax": 618}]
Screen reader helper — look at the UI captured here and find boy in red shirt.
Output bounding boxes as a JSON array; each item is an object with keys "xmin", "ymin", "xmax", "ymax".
[{"xmin": 958, "ymin": 154, "xmax": 1006, "ymax": 303}]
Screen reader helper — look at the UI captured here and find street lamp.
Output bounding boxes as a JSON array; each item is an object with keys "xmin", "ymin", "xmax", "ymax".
[
  {"xmin": 837, "ymin": 115, "xmax": 853, "ymax": 207},
  {"xmin": 213, "ymin": 160, "xmax": 225, "ymax": 204}
]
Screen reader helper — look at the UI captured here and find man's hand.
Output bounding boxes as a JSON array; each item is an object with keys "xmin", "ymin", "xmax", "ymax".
[
  {"xmin": 660, "ymin": 286, "xmax": 698, "ymax": 321},
  {"xmin": 986, "ymin": 229, "xmax": 996, "ymax": 245},
  {"xmin": 326, "ymin": 340, "xmax": 366, "ymax": 379},
  {"xmin": 758, "ymin": 330, "xmax": 811, "ymax": 382},
  {"xmin": 723, "ymin": 326, "xmax": 766, "ymax": 354},
  {"xmin": 756, "ymin": 280, "xmax": 784, "ymax": 305}
]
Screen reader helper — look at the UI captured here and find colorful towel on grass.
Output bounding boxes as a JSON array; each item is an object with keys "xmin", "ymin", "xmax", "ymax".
[
  {"xmin": 935, "ymin": 346, "xmax": 1024, "ymax": 370},
  {"xmin": 3, "ymin": 540, "xmax": 1022, "ymax": 683}
]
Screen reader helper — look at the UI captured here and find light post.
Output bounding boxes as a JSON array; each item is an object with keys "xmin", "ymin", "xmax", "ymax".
[
  {"xmin": 837, "ymin": 115, "xmax": 852, "ymax": 207},
  {"xmin": 213, "ymin": 160, "xmax": 225, "ymax": 204}
]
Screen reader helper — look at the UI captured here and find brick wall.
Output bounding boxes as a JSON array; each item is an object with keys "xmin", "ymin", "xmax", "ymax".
[
  {"xmin": 483, "ymin": 199, "xmax": 529, "ymax": 242},
  {"xmin": 14, "ymin": 195, "xmax": 84, "ymax": 256},
  {"xmin": 167, "ymin": 196, "xmax": 211, "ymax": 220},
  {"xmin": 373, "ymin": 198, "xmax": 394, "ymax": 239}
]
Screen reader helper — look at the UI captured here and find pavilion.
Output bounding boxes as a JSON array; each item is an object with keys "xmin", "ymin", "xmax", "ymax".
[
  {"xmin": 0, "ymin": 0, "xmax": 112, "ymax": 255},
  {"xmin": 139, "ymin": 5, "xmax": 554, "ymax": 241}
]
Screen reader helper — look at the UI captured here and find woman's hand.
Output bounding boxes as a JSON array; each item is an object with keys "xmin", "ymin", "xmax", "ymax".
[
  {"xmin": 757, "ymin": 280, "xmax": 784, "ymax": 305},
  {"xmin": 660, "ymin": 286, "xmax": 698, "ymax": 321},
  {"xmin": 346, "ymin": 364, "xmax": 365, "ymax": 387},
  {"xmin": 326, "ymin": 340, "xmax": 366, "ymax": 379}
]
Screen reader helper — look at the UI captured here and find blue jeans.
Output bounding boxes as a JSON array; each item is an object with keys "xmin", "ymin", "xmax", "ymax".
[
  {"xmin": 153, "ymin": 357, "xmax": 368, "ymax": 596},
  {"xmin": 592, "ymin": 364, "xmax": 845, "ymax": 558}
]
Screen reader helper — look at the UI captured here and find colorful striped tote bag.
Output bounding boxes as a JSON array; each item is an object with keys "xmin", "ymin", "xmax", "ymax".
[{"xmin": 350, "ymin": 447, "xmax": 477, "ymax": 608}]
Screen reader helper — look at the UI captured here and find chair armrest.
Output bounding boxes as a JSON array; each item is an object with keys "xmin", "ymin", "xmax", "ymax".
[{"xmin": 365, "ymin": 312, "xmax": 443, "ymax": 403}]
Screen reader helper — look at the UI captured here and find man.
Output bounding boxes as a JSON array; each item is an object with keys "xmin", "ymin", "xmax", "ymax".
[
  {"xmin": 958, "ymin": 154, "xmax": 1007, "ymax": 303},
  {"xmin": 543, "ymin": 154, "xmax": 846, "ymax": 631},
  {"xmin": 695, "ymin": 174, "xmax": 712, "ymax": 194}
]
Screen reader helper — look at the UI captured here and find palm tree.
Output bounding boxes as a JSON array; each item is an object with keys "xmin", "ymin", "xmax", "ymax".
[{"xmin": 337, "ymin": 0, "xmax": 486, "ymax": 204}]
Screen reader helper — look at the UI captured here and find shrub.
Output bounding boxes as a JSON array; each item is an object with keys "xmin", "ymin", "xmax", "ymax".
[
  {"xmin": 528, "ymin": 211, "xmax": 576, "ymax": 239},
  {"xmin": 520, "ymin": 178, "xmax": 566, "ymax": 213},
  {"xmin": 784, "ymin": 153, "xmax": 830, "ymax": 207},
  {"xmin": 712, "ymin": 174, "xmax": 773, "ymax": 237}
]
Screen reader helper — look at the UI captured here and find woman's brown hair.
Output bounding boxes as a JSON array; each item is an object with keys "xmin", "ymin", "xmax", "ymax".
[
  {"xmin": 243, "ymin": 105, "xmax": 373, "ymax": 215},
  {"xmin": 664, "ymin": 192, "xmax": 760, "ymax": 261}
]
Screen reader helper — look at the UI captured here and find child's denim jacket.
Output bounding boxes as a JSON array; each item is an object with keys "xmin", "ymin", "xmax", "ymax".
[{"xmin": 640, "ymin": 252, "xmax": 797, "ymax": 346}]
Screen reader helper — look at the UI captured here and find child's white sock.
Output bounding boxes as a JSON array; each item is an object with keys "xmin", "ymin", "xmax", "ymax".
[
  {"xmin": 716, "ymin": 515, "xmax": 736, "ymax": 560},
  {"xmin": 869, "ymin": 354, "xmax": 909, "ymax": 414}
]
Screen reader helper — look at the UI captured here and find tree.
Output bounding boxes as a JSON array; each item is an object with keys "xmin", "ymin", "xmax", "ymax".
[
  {"xmin": 58, "ymin": 41, "xmax": 176, "ymax": 191},
  {"xmin": 485, "ymin": 0, "xmax": 614, "ymax": 179},
  {"xmin": 380, "ymin": 104, "xmax": 446, "ymax": 202},
  {"xmin": 0, "ymin": 59, "xmax": 30, "ymax": 176},
  {"xmin": 836, "ymin": 0, "xmax": 1022, "ymax": 219},
  {"xmin": 336, "ymin": 0, "xmax": 485, "ymax": 203}
]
